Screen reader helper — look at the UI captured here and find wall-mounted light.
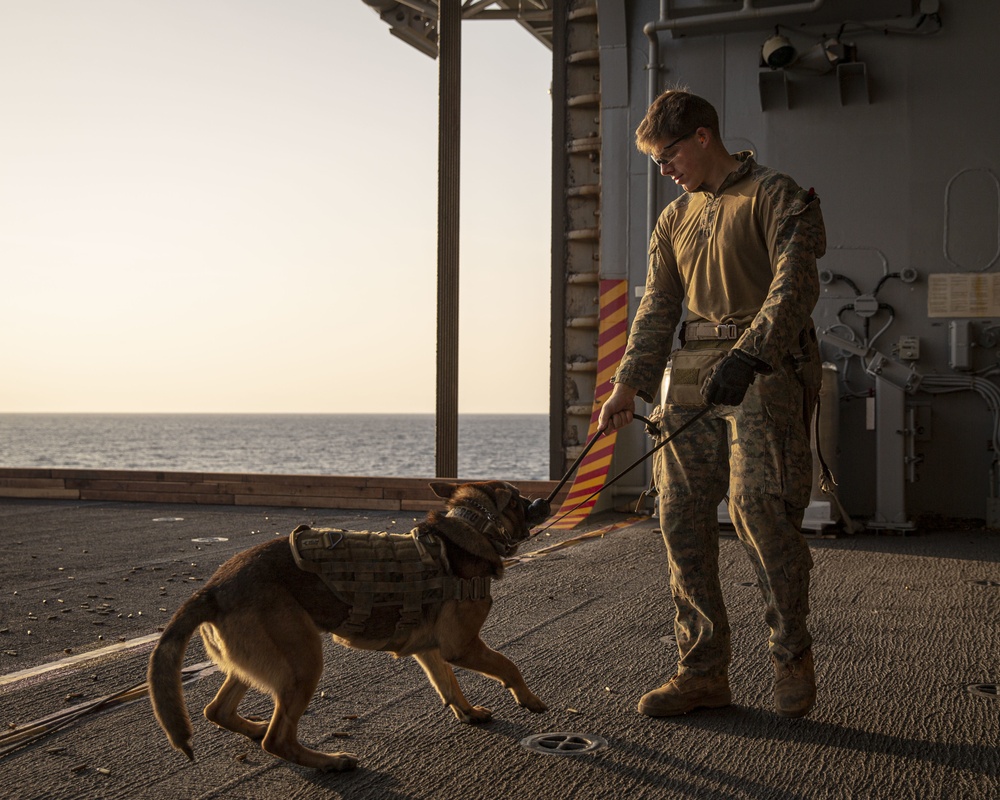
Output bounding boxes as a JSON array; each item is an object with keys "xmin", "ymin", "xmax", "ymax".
[
  {"xmin": 794, "ymin": 39, "xmax": 841, "ymax": 74},
  {"xmin": 761, "ymin": 32, "xmax": 850, "ymax": 75},
  {"xmin": 761, "ymin": 34, "xmax": 797, "ymax": 69}
]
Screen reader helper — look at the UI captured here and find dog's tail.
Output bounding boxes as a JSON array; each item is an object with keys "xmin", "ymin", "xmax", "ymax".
[{"xmin": 147, "ymin": 587, "xmax": 217, "ymax": 761}]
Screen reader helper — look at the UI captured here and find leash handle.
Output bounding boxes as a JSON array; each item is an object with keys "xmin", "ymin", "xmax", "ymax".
[
  {"xmin": 536, "ymin": 406, "xmax": 710, "ymax": 533},
  {"xmin": 544, "ymin": 413, "xmax": 658, "ymax": 505},
  {"xmin": 603, "ymin": 406, "xmax": 710, "ymax": 493}
]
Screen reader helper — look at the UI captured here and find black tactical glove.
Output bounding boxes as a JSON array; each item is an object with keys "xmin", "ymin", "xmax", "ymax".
[{"xmin": 702, "ymin": 349, "xmax": 759, "ymax": 406}]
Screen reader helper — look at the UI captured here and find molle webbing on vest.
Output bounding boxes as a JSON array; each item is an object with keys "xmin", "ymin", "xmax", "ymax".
[{"xmin": 288, "ymin": 525, "xmax": 490, "ymax": 638}]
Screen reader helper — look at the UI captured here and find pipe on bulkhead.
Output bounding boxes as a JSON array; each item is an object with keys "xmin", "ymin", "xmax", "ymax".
[{"xmin": 641, "ymin": 0, "xmax": 827, "ymax": 238}]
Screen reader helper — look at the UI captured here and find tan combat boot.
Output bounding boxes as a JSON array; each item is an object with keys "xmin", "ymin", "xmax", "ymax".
[
  {"xmin": 637, "ymin": 673, "xmax": 731, "ymax": 717},
  {"xmin": 773, "ymin": 649, "xmax": 816, "ymax": 718}
]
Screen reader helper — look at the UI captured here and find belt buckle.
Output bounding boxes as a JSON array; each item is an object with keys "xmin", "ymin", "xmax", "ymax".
[{"xmin": 716, "ymin": 323, "xmax": 738, "ymax": 339}]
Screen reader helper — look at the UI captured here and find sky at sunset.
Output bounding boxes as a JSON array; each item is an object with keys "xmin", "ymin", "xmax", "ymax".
[{"xmin": 0, "ymin": 1, "xmax": 552, "ymax": 414}]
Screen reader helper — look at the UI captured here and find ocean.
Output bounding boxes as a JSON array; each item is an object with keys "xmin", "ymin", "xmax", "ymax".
[{"xmin": 0, "ymin": 414, "xmax": 551, "ymax": 480}]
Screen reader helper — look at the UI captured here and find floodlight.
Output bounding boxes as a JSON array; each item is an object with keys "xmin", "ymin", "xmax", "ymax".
[{"xmin": 762, "ymin": 35, "xmax": 797, "ymax": 69}]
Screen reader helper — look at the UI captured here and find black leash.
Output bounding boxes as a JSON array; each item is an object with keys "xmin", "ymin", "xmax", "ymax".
[{"xmin": 533, "ymin": 406, "xmax": 711, "ymax": 533}]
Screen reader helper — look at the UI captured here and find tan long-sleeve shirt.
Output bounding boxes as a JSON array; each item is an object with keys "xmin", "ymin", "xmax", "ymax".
[{"xmin": 615, "ymin": 152, "xmax": 826, "ymax": 401}]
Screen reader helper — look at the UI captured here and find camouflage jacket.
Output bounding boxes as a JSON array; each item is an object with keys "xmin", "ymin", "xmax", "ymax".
[{"xmin": 614, "ymin": 152, "xmax": 826, "ymax": 401}]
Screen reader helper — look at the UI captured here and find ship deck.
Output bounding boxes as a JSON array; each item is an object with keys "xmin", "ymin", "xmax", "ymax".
[{"xmin": 0, "ymin": 495, "xmax": 997, "ymax": 799}]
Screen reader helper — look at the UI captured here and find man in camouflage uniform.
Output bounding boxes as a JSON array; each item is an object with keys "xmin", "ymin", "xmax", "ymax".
[{"xmin": 599, "ymin": 90, "xmax": 825, "ymax": 719}]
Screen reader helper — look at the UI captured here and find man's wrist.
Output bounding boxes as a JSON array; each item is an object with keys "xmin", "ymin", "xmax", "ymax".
[{"xmin": 610, "ymin": 380, "xmax": 639, "ymax": 401}]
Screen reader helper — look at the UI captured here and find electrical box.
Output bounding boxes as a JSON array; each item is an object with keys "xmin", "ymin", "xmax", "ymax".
[
  {"xmin": 898, "ymin": 336, "xmax": 920, "ymax": 360},
  {"xmin": 948, "ymin": 321, "xmax": 973, "ymax": 371}
]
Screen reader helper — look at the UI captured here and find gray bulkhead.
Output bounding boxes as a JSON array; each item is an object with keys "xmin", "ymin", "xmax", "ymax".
[{"xmin": 598, "ymin": 0, "xmax": 996, "ymax": 527}]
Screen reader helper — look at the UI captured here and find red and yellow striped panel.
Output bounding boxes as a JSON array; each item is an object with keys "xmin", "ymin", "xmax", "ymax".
[{"xmin": 547, "ymin": 279, "xmax": 628, "ymax": 530}]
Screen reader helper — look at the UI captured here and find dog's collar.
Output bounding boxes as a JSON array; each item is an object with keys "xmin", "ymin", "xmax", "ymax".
[{"xmin": 446, "ymin": 500, "xmax": 513, "ymax": 555}]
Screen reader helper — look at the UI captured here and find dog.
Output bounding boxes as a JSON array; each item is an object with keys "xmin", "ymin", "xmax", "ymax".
[{"xmin": 148, "ymin": 480, "xmax": 549, "ymax": 772}]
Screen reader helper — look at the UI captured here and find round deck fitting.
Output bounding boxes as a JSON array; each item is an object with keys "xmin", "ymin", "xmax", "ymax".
[{"xmin": 520, "ymin": 732, "xmax": 608, "ymax": 756}]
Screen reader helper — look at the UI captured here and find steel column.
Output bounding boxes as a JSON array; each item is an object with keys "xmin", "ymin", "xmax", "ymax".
[
  {"xmin": 435, "ymin": 0, "xmax": 461, "ymax": 478},
  {"xmin": 549, "ymin": 0, "xmax": 568, "ymax": 479}
]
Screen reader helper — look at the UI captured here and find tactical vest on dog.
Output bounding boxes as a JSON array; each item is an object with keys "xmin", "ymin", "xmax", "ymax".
[{"xmin": 288, "ymin": 525, "xmax": 491, "ymax": 639}]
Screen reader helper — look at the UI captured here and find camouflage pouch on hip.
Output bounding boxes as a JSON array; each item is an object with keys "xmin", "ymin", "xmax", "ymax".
[{"xmin": 665, "ymin": 347, "xmax": 729, "ymax": 407}]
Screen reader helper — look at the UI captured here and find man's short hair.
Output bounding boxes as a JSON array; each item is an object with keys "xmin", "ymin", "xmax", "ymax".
[{"xmin": 635, "ymin": 90, "xmax": 721, "ymax": 155}]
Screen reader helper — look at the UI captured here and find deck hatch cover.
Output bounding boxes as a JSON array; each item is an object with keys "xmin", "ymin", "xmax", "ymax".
[{"xmin": 520, "ymin": 732, "xmax": 608, "ymax": 756}]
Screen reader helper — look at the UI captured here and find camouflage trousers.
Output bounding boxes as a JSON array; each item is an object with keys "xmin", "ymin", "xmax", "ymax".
[{"xmin": 654, "ymin": 362, "xmax": 814, "ymax": 676}]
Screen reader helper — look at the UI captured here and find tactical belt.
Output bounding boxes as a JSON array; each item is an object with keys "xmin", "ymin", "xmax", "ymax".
[
  {"xmin": 683, "ymin": 321, "xmax": 744, "ymax": 341},
  {"xmin": 288, "ymin": 525, "xmax": 490, "ymax": 641}
]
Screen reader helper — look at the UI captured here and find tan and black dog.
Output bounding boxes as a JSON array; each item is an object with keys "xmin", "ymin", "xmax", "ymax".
[{"xmin": 148, "ymin": 480, "xmax": 548, "ymax": 772}]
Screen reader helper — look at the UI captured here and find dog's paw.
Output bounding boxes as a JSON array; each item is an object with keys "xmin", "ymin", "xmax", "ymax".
[
  {"xmin": 510, "ymin": 688, "xmax": 547, "ymax": 713},
  {"xmin": 457, "ymin": 705, "xmax": 493, "ymax": 724},
  {"xmin": 521, "ymin": 695, "xmax": 548, "ymax": 714},
  {"xmin": 318, "ymin": 751, "xmax": 359, "ymax": 772}
]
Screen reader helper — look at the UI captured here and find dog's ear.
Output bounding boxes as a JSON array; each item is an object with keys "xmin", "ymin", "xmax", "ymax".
[
  {"xmin": 430, "ymin": 481, "xmax": 459, "ymax": 501},
  {"xmin": 491, "ymin": 484, "xmax": 513, "ymax": 514}
]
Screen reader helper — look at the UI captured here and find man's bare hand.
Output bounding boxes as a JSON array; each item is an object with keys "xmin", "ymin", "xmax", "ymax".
[{"xmin": 598, "ymin": 383, "xmax": 639, "ymax": 433}]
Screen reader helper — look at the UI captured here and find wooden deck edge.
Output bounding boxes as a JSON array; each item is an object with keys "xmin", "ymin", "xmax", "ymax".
[{"xmin": 0, "ymin": 468, "xmax": 566, "ymax": 511}]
